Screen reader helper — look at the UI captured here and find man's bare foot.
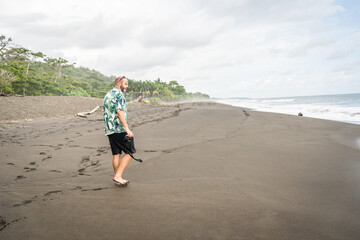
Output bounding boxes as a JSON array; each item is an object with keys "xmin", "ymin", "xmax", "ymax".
[{"xmin": 113, "ymin": 178, "xmax": 129, "ymax": 185}]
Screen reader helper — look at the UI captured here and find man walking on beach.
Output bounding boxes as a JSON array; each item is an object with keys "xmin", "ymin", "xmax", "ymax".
[{"xmin": 103, "ymin": 76, "xmax": 135, "ymax": 186}]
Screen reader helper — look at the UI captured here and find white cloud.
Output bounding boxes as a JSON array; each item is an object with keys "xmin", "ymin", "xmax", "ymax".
[
  {"xmin": 327, "ymin": 48, "xmax": 355, "ymax": 60},
  {"xmin": 0, "ymin": 0, "xmax": 359, "ymax": 98}
]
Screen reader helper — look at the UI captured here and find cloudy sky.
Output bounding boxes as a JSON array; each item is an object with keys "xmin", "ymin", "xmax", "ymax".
[{"xmin": 0, "ymin": 0, "xmax": 359, "ymax": 98}]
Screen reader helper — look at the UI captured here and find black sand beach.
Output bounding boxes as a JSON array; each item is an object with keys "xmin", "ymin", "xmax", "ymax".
[{"xmin": 1, "ymin": 96, "xmax": 360, "ymax": 239}]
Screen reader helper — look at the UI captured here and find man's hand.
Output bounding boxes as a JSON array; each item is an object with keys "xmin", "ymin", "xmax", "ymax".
[{"xmin": 126, "ymin": 129, "xmax": 134, "ymax": 137}]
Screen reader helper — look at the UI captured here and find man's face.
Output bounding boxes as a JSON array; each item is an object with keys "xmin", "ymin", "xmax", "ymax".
[{"xmin": 120, "ymin": 79, "xmax": 128, "ymax": 92}]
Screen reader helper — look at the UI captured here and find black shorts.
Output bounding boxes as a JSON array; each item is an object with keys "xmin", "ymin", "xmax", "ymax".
[{"xmin": 108, "ymin": 132, "xmax": 136, "ymax": 156}]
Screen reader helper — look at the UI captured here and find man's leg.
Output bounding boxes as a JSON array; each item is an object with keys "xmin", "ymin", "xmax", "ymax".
[
  {"xmin": 112, "ymin": 154, "xmax": 121, "ymax": 173},
  {"xmin": 114, "ymin": 153, "xmax": 133, "ymax": 182}
]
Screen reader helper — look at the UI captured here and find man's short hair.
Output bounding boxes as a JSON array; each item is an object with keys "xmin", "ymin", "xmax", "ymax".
[{"xmin": 115, "ymin": 76, "xmax": 126, "ymax": 85}]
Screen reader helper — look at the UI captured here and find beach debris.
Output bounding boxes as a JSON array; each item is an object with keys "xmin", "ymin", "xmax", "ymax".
[
  {"xmin": 134, "ymin": 96, "xmax": 150, "ymax": 104},
  {"xmin": 76, "ymin": 106, "xmax": 101, "ymax": 118},
  {"xmin": 298, "ymin": 112, "xmax": 303, "ymax": 117},
  {"xmin": 0, "ymin": 93, "xmax": 24, "ymax": 97},
  {"xmin": 141, "ymin": 98, "xmax": 150, "ymax": 104},
  {"xmin": 243, "ymin": 110, "xmax": 250, "ymax": 116}
]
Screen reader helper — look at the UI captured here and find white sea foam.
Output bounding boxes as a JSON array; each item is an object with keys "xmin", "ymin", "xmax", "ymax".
[{"xmin": 216, "ymin": 94, "xmax": 360, "ymax": 125}]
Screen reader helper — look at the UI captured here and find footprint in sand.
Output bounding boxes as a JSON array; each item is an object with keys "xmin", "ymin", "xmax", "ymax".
[
  {"xmin": 81, "ymin": 156, "xmax": 90, "ymax": 163},
  {"xmin": 55, "ymin": 144, "xmax": 63, "ymax": 150},
  {"xmin": 69, "ymin": 144, "xmax": 80, "ymax": 148},
  {"xmin": 44, "ymin": 190, "xmax": 62, "ymax": 196},
  {"xmin": 15, "ymin": 175, "xmax": 26, "ymax": 180},
  {"xmin": 144, "ymin": 150, "xmax": 157, "ymax": 152},
  {"xmin": 0, "ymin": 216, "xmax": 8, "ymax": 231},
  {"xmin": 81, "ymin": 187, "xmax": 108, "ymax": 192},
  {"xmin": 91, "ymin": 160, "xmax": 100, "ymax": 166},
  {"xmin": 96, "ymin": 147, "xmax": 108, "ymax": 156},
  {"xmin": 78, "ymin": 168, "xmax": 86, "ymax": 175},
  {"xmin": 42, "ymin": 155, "xmax": 52, "ymax": 161},
  {"xmin": 0, "ymin": 217, "xmax": 27, "ymax": 231},
  {"xmin": 13, "ymin": 199, "xmax": 32, "ymax": 207}
]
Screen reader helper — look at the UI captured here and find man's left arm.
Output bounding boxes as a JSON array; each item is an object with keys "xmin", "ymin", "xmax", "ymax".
[{"xmin": 117, "ymin": 110, "xmax": 134, "ymax": 137}]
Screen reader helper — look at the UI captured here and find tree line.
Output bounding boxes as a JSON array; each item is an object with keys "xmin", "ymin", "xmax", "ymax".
[{"xmin": 0, "ymin": 35, "xmax": 210, "ymax": 101}]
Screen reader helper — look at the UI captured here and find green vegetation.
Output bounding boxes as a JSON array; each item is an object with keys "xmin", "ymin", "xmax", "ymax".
[{"xmin": 0, "ymin": 35, "xmax": 210, "ymax": 101}]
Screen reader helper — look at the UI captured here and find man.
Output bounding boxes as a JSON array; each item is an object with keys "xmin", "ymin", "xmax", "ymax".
[{"xmin": 103, "ymin": 76, "xmax": 135, "ymax": 186}]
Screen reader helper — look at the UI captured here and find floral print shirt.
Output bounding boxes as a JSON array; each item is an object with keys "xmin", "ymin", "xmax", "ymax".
[{"xmin": 103, "ymin": 87, "xmax": 127, "ymax": 135}]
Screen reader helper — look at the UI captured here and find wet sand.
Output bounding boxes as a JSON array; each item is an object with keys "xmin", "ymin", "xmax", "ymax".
[{"xmin": 1, "ymin": 96, "xmax": 360, "ymax": 239}]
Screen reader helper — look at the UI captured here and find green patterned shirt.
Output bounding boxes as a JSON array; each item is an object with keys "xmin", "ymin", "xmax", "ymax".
[{"xmin": 103, "ymin": 87, "xmax": 127, "ymax": 135}]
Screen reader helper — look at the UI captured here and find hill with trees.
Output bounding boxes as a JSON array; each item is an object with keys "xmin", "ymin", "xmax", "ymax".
[{"xmin": 0, "ymin": 35, "xmax": 209, "ymax": 101}]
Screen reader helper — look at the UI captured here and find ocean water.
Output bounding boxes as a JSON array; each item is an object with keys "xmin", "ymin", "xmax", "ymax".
[{"xmin": 215, "ymin": 93, "xmax": 360, "ymax": 125}]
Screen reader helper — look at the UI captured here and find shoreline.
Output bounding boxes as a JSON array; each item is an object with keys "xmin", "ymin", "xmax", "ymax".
[{"xmin": 214, "ymin": 94, "xmax": 360, "ymax": 126}]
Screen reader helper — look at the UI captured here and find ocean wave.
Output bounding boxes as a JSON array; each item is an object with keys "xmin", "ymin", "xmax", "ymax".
[
  {"xmin": 260, "ymin": 98, "xmax": 295, "ymax": 103},
  {"xmin": 215, "ymin": 98, "xmax": 360, "ymax": 125}
]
